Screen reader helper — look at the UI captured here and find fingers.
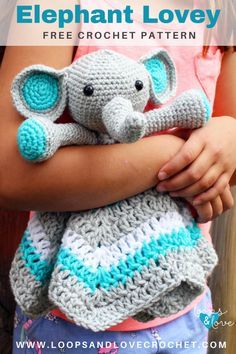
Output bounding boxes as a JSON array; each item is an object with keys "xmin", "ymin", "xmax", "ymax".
[
  {"xmin": 210, "ymin": 196, "xmax": 224, "ymax": 219},
  {"xmin": 193, "ymin": 173, "xmax": 231, "ymax": 205},
  {"xmin": 195, "ymin": 202, "xmax": 213, "ymax": 223},
  {"xmin": 158, "ymin": 134, "xmax": 204, "ymax": 181},
  {"xmin": 220, "ymin": 185, "xmax": 234, "ymax": 211},
  {"xmin": 157, "ymin": 151, "xmax": 218, "ymax": 193},
  {"xmin": 203, "ymin": 188, "xmax": 234, "ymax": 221},
  {"xmin": 167, "ymin": 165, "xmax": 223, "ymax": 197},
  {"xmin": 192, "ymin": 185, "xmax": 234, "ymax": 223},
  {"xmin": 196, "ymin": 196, "xmax": 223, "ymax": 223}
]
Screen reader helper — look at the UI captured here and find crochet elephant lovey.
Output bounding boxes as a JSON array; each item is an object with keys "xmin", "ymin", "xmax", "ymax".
[{"xmin": 10, "ymin": 49, "xmax": 218, "ymax": 331}]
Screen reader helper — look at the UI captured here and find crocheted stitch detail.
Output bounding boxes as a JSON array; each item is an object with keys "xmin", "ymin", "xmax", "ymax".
[
  {"xmin": 60, "ymin": 212, "xmax": 188, "ymax": 271},
  {"xmin": 55, "ymin": 223, "xmax": 201, "ymax": 293},
  {"xmin": 49, "ymin": 236, "xmax": 217, "ymax": 331},
  {"xmin": 144, "ymin": 58, "xmax": 167, "ymax": 94},
  {"xmin": 19, "ymin": 229, "xmax": 54, "ymax": 282},
  {"xmin": 17, "ymin": 119, "xmax": 47, "ymax": 161},
  {"xmin": 22, "ymin": 73, "xmax": 59, "ymax": 111},
  {"xmin": 199, "ymin": 90, "xmax": 211, "ymax": 121}
]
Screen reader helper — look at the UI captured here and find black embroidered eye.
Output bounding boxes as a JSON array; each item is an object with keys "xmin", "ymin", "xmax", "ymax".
[
  {"xmin": 135, "ymin": 80, "xmax": 144, "ymax": 91},
  {"xmin": 83, "ymin": 84, "xmax": 94, "ymax": 96}
]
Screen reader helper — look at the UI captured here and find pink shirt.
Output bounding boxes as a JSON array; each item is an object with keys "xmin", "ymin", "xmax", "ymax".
[{"xmin": 52, "ymin": 0, "xmax": 222, "ymax": 331}]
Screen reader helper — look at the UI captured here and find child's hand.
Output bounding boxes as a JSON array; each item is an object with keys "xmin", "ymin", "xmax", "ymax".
[
  {"xmin": 186, "ymin": 184, "xmax": 234, "ymax": 223},
  {"xmin": 157, "ymin": 116, "xmax": 236, "ymax": 206}
]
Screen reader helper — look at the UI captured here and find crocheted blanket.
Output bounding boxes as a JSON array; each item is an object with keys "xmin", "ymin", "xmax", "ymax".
[{"xmin": 10, "ymin": 190, "xmax": 218, "ymax": 331}]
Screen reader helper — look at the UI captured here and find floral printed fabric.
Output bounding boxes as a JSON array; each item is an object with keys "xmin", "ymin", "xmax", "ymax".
[{"xmin": 13, "ymin": 289, "xmax": 212, "ymax": 354}]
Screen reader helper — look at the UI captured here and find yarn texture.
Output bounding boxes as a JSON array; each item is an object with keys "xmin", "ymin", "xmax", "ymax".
[
  {"xmin": 10, "ymin": 49, "xmax": 218, "ymax": 331},
  {"xmin": 22, "ymin": 73, "xmax": 60, "ymax": 111}
]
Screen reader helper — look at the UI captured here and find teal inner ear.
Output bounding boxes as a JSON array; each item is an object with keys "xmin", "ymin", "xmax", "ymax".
[
  {"xmin": 22, "ymin": 73, "xmax": 60, "ymax": 111},
  {"xmin": 144, "ymin": 58, "xmax": 168, "ymax": 94}
]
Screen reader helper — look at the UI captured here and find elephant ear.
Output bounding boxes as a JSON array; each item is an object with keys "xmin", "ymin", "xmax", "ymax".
[
  {"xmin": 11, "ymin": 65, "xmax": 68, "ymax": 121},
  {"xmin": 140, "ymin": 49, "xmax": 177, "ymax": 105}
]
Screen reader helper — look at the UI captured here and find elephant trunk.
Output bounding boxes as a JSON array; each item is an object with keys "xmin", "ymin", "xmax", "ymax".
[{"xmin": 102, "ymin": 97, "xmax": 146, "ymax": 143}]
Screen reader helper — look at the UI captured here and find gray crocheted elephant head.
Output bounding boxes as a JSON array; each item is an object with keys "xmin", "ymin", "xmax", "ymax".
[{"xmin": 11, "ymin": 49, "xmax": 211, "ymax": 162}]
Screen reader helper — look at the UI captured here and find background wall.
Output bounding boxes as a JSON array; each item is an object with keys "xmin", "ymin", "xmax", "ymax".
[{"xmin": 209, "ymin": 187, "xmax": 236, "ymax": 354}]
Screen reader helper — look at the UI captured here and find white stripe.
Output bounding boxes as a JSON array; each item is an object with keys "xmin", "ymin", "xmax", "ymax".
[
  {"xmin": 28, "ymin": 215, "xmax": 58, "ymax": 261},
  {"xmin": 62, "ymin": 210, "xmax": 185, "ymax": 271}
]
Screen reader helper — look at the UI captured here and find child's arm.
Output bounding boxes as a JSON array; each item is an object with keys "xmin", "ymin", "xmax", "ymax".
[
  {"xmin": 156, "ymin": 49, "xmax": 236, "ymax": 205},
  {"xmin": 0, "ymin": 46, "xmax": 184, "ymax": 212}
]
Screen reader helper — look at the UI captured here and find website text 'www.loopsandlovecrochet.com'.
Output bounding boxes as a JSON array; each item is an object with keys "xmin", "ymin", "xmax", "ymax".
[{"xmin": 15, "ymin": 340, "xmax": 227, "ymax": 351}]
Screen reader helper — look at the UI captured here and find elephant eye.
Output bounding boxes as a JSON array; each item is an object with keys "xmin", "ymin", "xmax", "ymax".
[
  {"xmin": 135, "ymin": 80, "xmax": 144, "ymax": 91},
  {"xmin": 83, "ymin": 84, "xmax": 94, "ymax": 96}
]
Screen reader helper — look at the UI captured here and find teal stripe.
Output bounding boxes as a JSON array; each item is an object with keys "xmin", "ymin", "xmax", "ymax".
[
  {"xmin": 56, "ymin": 222, "xmax": 202, "ymax": 293},
  {"xmin": 19, "ymin": 230, "xmax": 54, "ymax": 283},
  {"xmin": 19, "ymin": 223, "xmax": 202, "ymax": 291}
]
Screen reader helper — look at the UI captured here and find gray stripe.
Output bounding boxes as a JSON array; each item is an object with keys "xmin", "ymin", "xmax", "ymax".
[{"xmin": 49, "ymin": 237, "xmax": 218, "ymax": 331}]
